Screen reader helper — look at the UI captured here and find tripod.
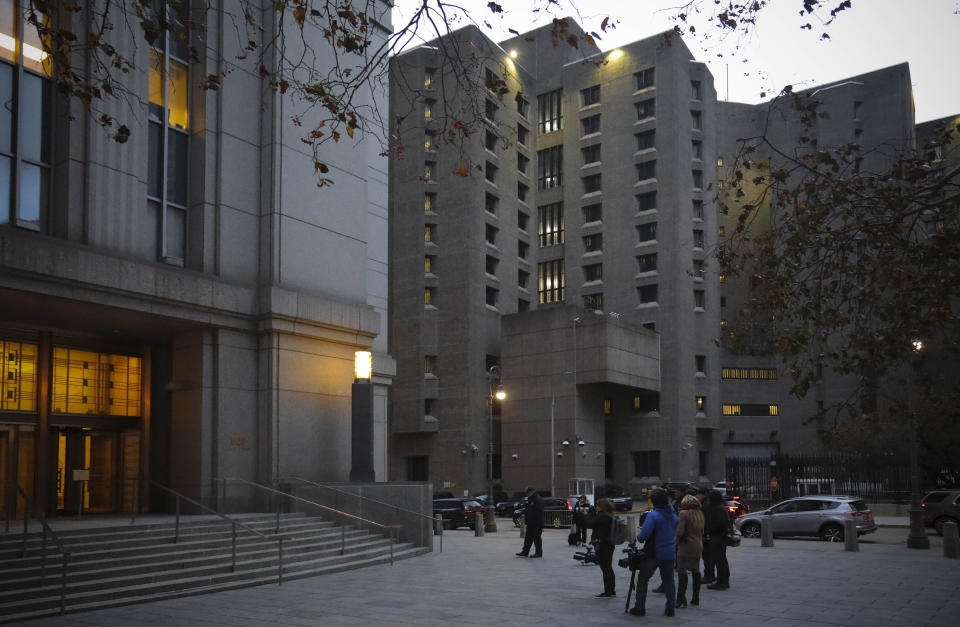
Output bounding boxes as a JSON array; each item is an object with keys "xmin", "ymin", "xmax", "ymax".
[{"xmin": 624, "ymin": 567, "xmax": 639, "ymax": 613}]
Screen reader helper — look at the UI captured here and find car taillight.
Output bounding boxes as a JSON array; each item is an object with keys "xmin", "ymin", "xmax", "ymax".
[
  {"xmin": 731, "ymin": 495, "xmax": 741, "ymax": 501},
  {"xmin": 847, "ymin": 511, "xmax": 863, "ymax": 517}
]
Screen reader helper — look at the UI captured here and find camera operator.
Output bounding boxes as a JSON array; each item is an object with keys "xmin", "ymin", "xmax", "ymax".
[
  {"xmin": 629, "ymin": 488, "xmax": 678, "ymax": 617},
  {"xmin": 584, "ymin": 498, "xmax": 617, "ymax": 598}
]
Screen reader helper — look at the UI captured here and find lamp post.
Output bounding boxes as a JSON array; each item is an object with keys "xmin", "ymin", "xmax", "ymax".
[
  {"xmin": 486, "ymin": 365, "xmax": 505, "ymax": 532},
  {"xmin": 906, "ymin": 339, "xmax": 930, "ymax": 549},
  {"xmin": 349, "ymin": 351, "xmax": 375, "ymax": 482}
]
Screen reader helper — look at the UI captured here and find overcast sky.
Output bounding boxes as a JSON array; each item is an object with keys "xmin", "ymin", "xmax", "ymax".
[{"xmin": 393, "ymin": 0, "xmax": 959, "ymax": 123}]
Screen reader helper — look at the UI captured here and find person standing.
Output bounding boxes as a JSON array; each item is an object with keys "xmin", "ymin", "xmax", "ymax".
[
  {"xmin": 629, "ymin": 489, "xmax": 679, "ymax": 617},
  {"xmin": 675, "ymin": 494, "xmax": 704, "ymax": 608},
  {"xmin": 704, "ymin": 489, "xmax": 731, "ymax": 589},
  {"xmin": 516, "ymin": 487, "xmax": 544, "ymax": 557},
  {"xmin": 584, "ymin": 498, "xmax": 617, "ymax": 598},
  {"xmin": 573, "ymin": 495, "xmax": 592, "ymax": 546},
  {"xmin": 696, "ymin": 487, "xmax": 715, "ymax": 584}
]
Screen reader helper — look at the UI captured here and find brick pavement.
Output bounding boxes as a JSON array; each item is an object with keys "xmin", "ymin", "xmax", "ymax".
[{"xmin": 16, "ymin": 521, "xmax": 960, "ymax": 626}]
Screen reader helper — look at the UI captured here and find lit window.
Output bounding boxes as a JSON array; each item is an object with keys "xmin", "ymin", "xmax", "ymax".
[
  {"xmin": 0, "ymin": 2, "xmax": 52, "ymax": 231},
  {"xmin": 602, "ymin": 399, "xmax": 613, "ymax": 415},
  {"xmin": 424, "ymin": 100, "xmax": 433, "ymax": 119},
  {"xmin": 424, "ymin": 287, "xmax": 435, "ymax": 305},
  {"xmin": 538, "ymin": 259, "xmax": 565, "ymax": 304},
  {"xmin": 696, "ymin": 396, "xmax": 706, "ymax": 412},
  {"xmin": 424, "ymin": 193, "xmax": 435, "ymax": 212},
  {"xmin": 424, "ymin": 69, "xmax": 435, "ymax": 88},
  {"xmin": 423, "ymin": 355, "xmax": 437, "ymax": 374},
  {"xmin": 537, "ymin": 89, "xmax": 563, "ymax": 134},
  {"xmin": 635, "ymin": 99, "xmax": 655, "ymax": 120},
  {"xmin": 0, "ymin": 340, "xmax": 37, "ymax": 411},
  {"xmin": 424, "ymin": 224, "xmax": 436, "ymax": 242},
  {"xmin": 538, "ymin": 203, "xmax": 564, "ymax": 247},
  {"xmin": 52, "ymin": 348, "xmax": 142, "ymax": 416},
  {"xmin": 717, "ymin": 156, "xmax": 724, "ymax": 167},
  {"xmin": 424, "ymin": 256, "xmax": 434, "ymax": 273},
  {"xmin": 537, "ymin": 145, "xmax": 563, "ymax": 189}
]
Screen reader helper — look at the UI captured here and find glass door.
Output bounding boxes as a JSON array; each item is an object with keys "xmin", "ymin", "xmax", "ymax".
[
  {"xmin": 56, "ymin": 428, "xmax": 120, "ymax": 515},
  {"xmin": 0, "ymin": 424, "xmax": 35, "ymax": 518}
]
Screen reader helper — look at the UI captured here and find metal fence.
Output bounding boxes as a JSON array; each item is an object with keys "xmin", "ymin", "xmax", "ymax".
[{"xmin": 724, "ymin": 454, "xmax": 917, "ymax": 508}]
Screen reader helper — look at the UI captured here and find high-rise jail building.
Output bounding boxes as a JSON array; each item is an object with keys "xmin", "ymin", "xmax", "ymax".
[{"xmin": 389, "ymin": 22, "xmax": 724, "ymax": 496}]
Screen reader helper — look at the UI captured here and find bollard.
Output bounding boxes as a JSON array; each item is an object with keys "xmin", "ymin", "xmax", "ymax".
[
  {"xmin": 520, "ymin": 517, "xmax": 526, "ymax": 538},
  {"xmin": 943, "ymin": 521, "xmax": 959, "ymax": 559},
  {"xmin": 760, "ymin": 517, "xmax": 774, "ymax": 547},
  {"xmin": 434, "ymin": 514, "xmax": 443, "ymax": 536},
  {"xmin": 475, "ymin": 513, "xmax": 485, "ymax": 537},
  {"xmin": 843, "ymin": 519, "xmax": 859, "ymax": 552},
  {"xmin": 626, "ymin": 514, "xmax": 638, "ymax": 539}
]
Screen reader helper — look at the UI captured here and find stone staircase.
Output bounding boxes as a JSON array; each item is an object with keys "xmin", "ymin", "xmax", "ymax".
[{"xmin": 0, "ymin": 513, "xmax": 429, "ymax": 623}]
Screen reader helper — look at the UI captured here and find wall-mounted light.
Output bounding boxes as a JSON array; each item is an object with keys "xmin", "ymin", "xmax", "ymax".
[
  {"xmin": 509, "ymin": 49, "xmax": 518, "ymax": 59},
  {"xmin": 354, "ymin": 351, "xmax": 372, "ymax": 380},
  {"xmin": 557, "ymin": 451, "xmax": 563, "ymax": 457},
  {"xmin": 511, "ymin": 453, "xmax": 519, "ymax": 460},
  {"xmin": 578, "ymin": 439, "xmax": 585, "ymax": 447},
  {"xmin": 562, "ymin": 439, "xmax": 570, "ymax": 447},
  {"xmin": 494, "ymin": 384, "xmax": 506, "ymax": 401},
  {"xmin": 607, "ymin": 49, "xmax": 624, "ymax": 62}
]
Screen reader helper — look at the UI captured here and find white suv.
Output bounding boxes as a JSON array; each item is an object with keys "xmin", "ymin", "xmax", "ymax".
[{"xmin": 735, "ymin": 495, "xmax": 877, "ymax": 541}]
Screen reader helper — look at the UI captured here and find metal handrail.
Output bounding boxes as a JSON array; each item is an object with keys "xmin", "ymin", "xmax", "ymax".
[
  {"xmin": 218, "ymin": 477, "xmax": 402, "ymax": 565},
  {"xmin": 144, "ymin": 480, "xmax": 285, "ymax": 585},
  {"xmin": 3, "ymin": 480, "xmax": 70, "ymax": 615}
]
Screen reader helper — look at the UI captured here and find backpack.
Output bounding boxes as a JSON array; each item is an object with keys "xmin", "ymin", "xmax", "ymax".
[{"xmin": 610, "ymin": 515, "xmax": 629, "ymax": 545}]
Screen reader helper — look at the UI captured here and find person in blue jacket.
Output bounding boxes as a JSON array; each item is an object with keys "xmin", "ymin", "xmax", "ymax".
[{"xmin": 629, "ymin": 489, "xmax": 679, "ymax": 617}]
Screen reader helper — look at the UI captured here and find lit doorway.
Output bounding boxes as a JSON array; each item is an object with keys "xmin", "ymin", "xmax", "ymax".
[
  {"xmin": 0, "ymin": 424, "xmax": 35, "ymax": 518},
  {"xmin": 55, "ymin": 428, "xmax": 139, "ymax": 515}
]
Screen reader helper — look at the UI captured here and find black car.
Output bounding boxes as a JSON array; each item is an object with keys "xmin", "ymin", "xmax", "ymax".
[
  {"xmin": 596, "ymin": 484, "xmax": 634, "ymax": 511},
  {"xmin": 512, "ymin": 497, "xmax": 573, "ymax": 528},
  {"xmin": 433, "ymin": 498, "xmax": 485, "ymax": 529}
]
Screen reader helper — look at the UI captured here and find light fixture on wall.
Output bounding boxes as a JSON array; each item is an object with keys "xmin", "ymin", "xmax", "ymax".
[{"xmin": 511, "ymin": 453, "xmax": 519, "ymax": 461}]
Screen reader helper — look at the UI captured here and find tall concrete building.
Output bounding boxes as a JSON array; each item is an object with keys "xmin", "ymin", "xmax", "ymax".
[
  {"xmin": 389, "ymin": 22, "xmax": 723, "ymax": 496},
  {"xmin": 0, "ymin": 1, "xmax": 394, "ymax": 519}
]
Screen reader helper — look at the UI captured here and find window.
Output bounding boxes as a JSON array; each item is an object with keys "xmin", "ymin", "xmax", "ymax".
[
  {"xmin": 720, "ymin": 296, "xmax": 726, "ymax": 307},
  {"xmin": 424, "ymin": 132, "xmax": 436, "ymax": 151},
  {"xmin": 518, "ymin": 299, "xmax": 530, "ymax": 312},
  {"xmin": 692, "ymin": 199, "xmax": 703, "ymax": 219},
  {"xmin": 405, "ymin": 456, "xmax": 429, "ymax": 481},
  {"xmin": 692, "ymin": 140, "xmax": 703, "ymax": 159},
  {"xmin": 538, "ymin": 260, "xmax": 565, "ymax": 304},
  {"xmin": 537, "ymin": 146, "xmax": 563, "ymax": 189},
  {"xmin": 638, "ymin": 284, "xmax": 658, "ymax": 304},
  {"xmin": 518, "ymin": 269, "xmax": 530, "ymax": 288},
  {"xmin": 693, "ymin": 259, "xmax": 704, "ymax": 277},
  {"xmin": 484, "ymin": 67, "xmax": 500, "ymax": 91},
  {"xmin": 486, "ymin": 286, "xmax": 499, "ymax": 307},
  {"xmin": 633, "ymin": 450, "xmax": 660, "ymax": 477},
  {"xmin": 637, "ymin": 253, "xmax": 657, "ymax": 273},
  {"xmin": 695, "ymin": 355, "xmax": 706, "ymax": 374},
  {"xmin": 485, "ymin": 130, "xmax": 498, "ymax": 151},
  {"xmin": 424, "ymin": 399, "xmax": 434, "ymax": 415},
  {"xmin": 581, "ymin": 114, "xmax": 600, "ymax": 135},
  {"xmin": 516, "ymin": 94, "xmax": 529, "ymax": 117},
  {"xmin": 518, "ymin": 182, "xmax": 529, "ymax": 203},
  {"xmin": 636, "ymin": 191, "xmax": 657, "ymax": 212},
  {"xmin": 699, "ymin": 451, "xmax": 708, "ymax": 477},
  {"xmin": 485, "ymin": 161, "xmax": 498, "ymax": 183},
  {"xmin": 485, "ymin": 192, "xmax": 498, "ymax": 215},
  {"xmin": 635, "ymin": 99, "xmax": 655, "ymax": 120},
  {"xmin": 485, "ymin": 223, "xmax": 498, "ymax": 246},
  {"xmin": 424, "ymin": 99, "xmax": 434, "ymax": 119},
  {"xmin": 424, "ymin": 193, "xmax": 435, "ymax": 212},
  {"xmin": 148, "ymin": 1, "xmax": 190, "ymax": 263},
  {"xmin": 636, "ymin": 130, "xmax": 655, "ymax": 151},
  {"xmin": 423, "ymin": 355, "xmax": 437, "ymax": 375},
  {"xmin": 696, "ymin": 396, "xmax": 706, "ymax": 412},
  {"xmin": 637, "ymin": 222, "xmax": 657, "ymax": 242},
  {"xmin": 0, "ymin": 340, "xmax": 37, "ymax": 411},
  {"xmin": 636, "ymin": 161, "xmax": 656, "ymax": 181},
  {"xmin": 694, "ymin": 290, "xmax": 705, "ymax": 309},
  {"xmin": 424, "ymin": 287, "xmax": 435, "ymax": 305},
  {"xmin": 51, "ymin": 348, "xmax": 143, "ymax": 416},
  {"xmin": 691, "ymin": 110, "xmax": 702, "ymax": 130},
  {"xmin": 518, "ymin": 240, "xmax": 529, "ymax": 259},
  {"xmin": 537, "ymin": 89, "xmax": 563, "ymax": 134},
  {"xmin": 583, "ymin": 174, "xmax": 602, "ymax": 194},
  {"xmin": 602, "ymin": 399, "xmax": 613, "ymax": 415},
  {"xmin": 718, "ymin": 225, "xmax": 725, "ymax": 236},
  {"xmin": 517, "ymin": 124, "xmax": 529, "ymax": 145},
  {"xmin": 517, "ymin": 211, "xmax": 529, "ymax": 231},
  {"xmin": 853, "ymin": 100, "xmax": 863, "ymax": 120},
  {"xmin": 424, "ymin": 69, "xmax": 435, "ymax": 88},
  {"xmin": 642, "ymin": 321, "xmax": 656, "ymax": 331},
  {"xmin": 692, "ymin": 170, "xmax": 703, "ymax": 188},
  {"xmin": 517, "ymin": 153, "xmax": 529, "ymax": 174},
  {"xmin": 718, "ymin": 272, "xmax": 725, "ymax": 283},
  {"xmin": 693, "ymin": 229, "xmax": 704, "ymax": 249},
  {"xmin": 634, "ymin": 68, "xmax": 655, "ymax": 90},
  {"xmin": 485, "ymin": 98, "xmax": 498, "ymax": 122},
  {"xmin": 581, "ymin": 84, "xmax": 600, "ymax": 106},
  {"xmin": 423, "ymin": 161, "xmax": 434, "ymax": 181},
  {"xmin": 485, "ymin": 255, "xmax": 498, "ymax": 275},
  {"xmin": 583, "ymin": 233, "xmax": 602, "ymax": 252},
  {"xmin": 633, "ymin": 394, "xmax": 658, "ymax": 413},
  {"xmin": 583, "ymin": 204, "xmax": 602, "ymax": 223},
  {"xmin": 582, "ymin": 144, "xmax": 601, "ymax": 165},
  {"xmin": 721, "ymin": 368, "xmax": 778, "ymax": 380},
  {"xmin": 722, "ymin": 404, "xmax": 780, "ymax": 416},
  {"xmin": 584, "ymin": 293, "xmax": 603, "ymax": 310},
  {"xmin": 538, "ymin": 202, "xmax": 564, "ymax": 247},
  {"xmin": 424, "ymin": 255, "xmax": 434, "ymax": 274},
  {"xmin": 691, "ymin": 80, "xmax": 701, "ymax": 100},
  {"xmin": 424, "ymin": 224, "xmax": 436, "ymax": 242},
  {"xmin": 583, "ymin": 263, "xmax": 602, "ymax": 282},
  {"xmin": 717, "ymin": 156, "xmax": 724, "ymax": 167}
]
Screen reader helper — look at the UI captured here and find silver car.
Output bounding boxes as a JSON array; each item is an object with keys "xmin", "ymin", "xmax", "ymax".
[{"xmin": 735, "ymin": 495, "xmax": 877, "ymax": 542}]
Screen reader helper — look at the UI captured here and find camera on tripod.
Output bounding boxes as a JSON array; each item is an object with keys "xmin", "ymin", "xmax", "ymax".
[
  {"xmin": 617, "ymin": 541, "xmax": 648, "ymax": 571},
  {"xmin": 572, "ymin": 543, "xmax": 598, "ymax": 565}
]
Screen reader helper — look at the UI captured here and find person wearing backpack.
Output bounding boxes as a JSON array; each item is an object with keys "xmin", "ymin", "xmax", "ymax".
[
  {"xmin": 629, "ymin": 489, "xmax": 679, "ymax": 617},
  {"xmin": 584, "ymin": 498, "xmax": 617, "ymax": 598}
]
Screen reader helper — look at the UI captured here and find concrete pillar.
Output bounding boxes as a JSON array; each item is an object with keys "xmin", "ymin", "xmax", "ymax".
[
  {"xmin": 943, "ymin": 521, "xmax": 959, "ymax": 559},
  {"xmin": 843, "ymin": 519, "xmax": 859, "ymax": 552},
  {"xmin": 761, "ymin": 518, "xmax": 774, "ymax": 547}
]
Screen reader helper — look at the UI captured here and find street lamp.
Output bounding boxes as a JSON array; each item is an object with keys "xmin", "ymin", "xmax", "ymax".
[
  {"xmin": 486, "ymin": 365, "xmax": 505, "ymax": 532},
  {"xmin": 349, "ymin": 351, "xmax": 375, "ymax": 482},
  {"xmin": 906, "ymin": 338, "xmax": 930, "ymax": 549}
]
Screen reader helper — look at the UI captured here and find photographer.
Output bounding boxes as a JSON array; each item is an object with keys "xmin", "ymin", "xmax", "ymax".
[
  {"xmin": 584, "ymin": 498, "xmax": 617, "ymax": 598},
  {"xmin": 629, "ymin": 489, "xmax": 678, "ymax": 617},
  {"xmin": 573, "ymin": 495, "xmax": 592, "ymax": 546}
]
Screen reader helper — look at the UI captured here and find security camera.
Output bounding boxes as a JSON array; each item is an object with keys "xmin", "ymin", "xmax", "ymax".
[
  {"xmin": 562, "ymin": 439, "xmax": 570, "ymax": 447},
  {"xmin": 511, "ymin": 453, "xmax": 519, "ymax": 460},
  {"xmin": 578, "ymin": 439, "xmax": 585, "ymax": 447},
  {"xmin": 557, "ymin": 451, "xmax": 563, "ymax": 457}
]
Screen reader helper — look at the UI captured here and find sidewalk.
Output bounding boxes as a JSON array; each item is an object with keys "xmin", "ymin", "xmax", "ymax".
[{"xmin": 15, "ymin": 520, "xmax": 958, "ymax": 626}]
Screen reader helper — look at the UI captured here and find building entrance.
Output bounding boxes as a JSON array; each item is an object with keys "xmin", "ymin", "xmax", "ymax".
[
  {"xmin": 0, "ymin": 424, "xmax": 35, "ymax": 518},
  {"xmin": 54, "ymin": 428, "xmax": 140, "ymax": 516}
]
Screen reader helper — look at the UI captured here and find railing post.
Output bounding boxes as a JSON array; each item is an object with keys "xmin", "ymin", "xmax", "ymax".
[
  {"xmin": 131, "ymin": 477, "xmax": 139, "ymax": 524},
  {"xmin": 278, "ymin": 537, "xmax": 284, "ymax": 586},
  {"xmin": 21, "ymin": 501, "xmax": 29, "ymax": 557},
  {"xmin": 275, "ymin": 506, "xmax": 280, "ymax": 535},
  {"xmin": 341, "ymin": 521, "xmax": 346, "ymax": 555},
  {"xmin": 40, "ymin": 526, "xmax": 48, "ymax": 587},
  {"xmin": 174, "ymin": 496, "xmax": 181, "ymax": 544},
  {"xmin": 60, "ymin": 552, "xmax": 68, "ymax": 615},
  {"xmin": 221, "ymin": 477, "xmax": 228, "ymax": 514},
  {"xmin": 231, "ymin": 523, "xmax": 237, "ymax": 572},
  {"xmin": 389, "ymin": 526, "xmax": 394, "ymax": 566}
]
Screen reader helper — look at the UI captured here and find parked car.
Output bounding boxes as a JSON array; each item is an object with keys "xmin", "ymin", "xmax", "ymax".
[
  {"xmin": 735, "ymin": 495, "xmax": 876, "ymax": 542},
  {"xmin": 433, "ymin": 498, "xmax": 485, "ymax": 529},
  {"xmin": 921, "ymin": 490, "xmax": 960, "ymax": 535},
  {"xmin": 513, "ymin": 497, "xmax": 573, "ymax": 528},
  {"xmin": 724, "ymin": 499, "xmax": 750, "ymax": 518},
  {"xmin": 496, "ymin": 491, "xmax": 527, "ymax": 517},
  {"xmin": 595, "ymin": 484, "xmax": 633, "ymax": 511}
]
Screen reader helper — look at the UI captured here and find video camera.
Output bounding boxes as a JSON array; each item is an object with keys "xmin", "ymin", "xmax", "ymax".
[
  {"xmin": 572, "ymin": 543, "xmax": 598, "ymax": 565},
  {"xmin": 617, "ymin": 541, "xmax": 648, "ymax": 571}
]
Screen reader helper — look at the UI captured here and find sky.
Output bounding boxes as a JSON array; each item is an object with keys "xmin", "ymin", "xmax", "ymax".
[{"xmin": 392, "ymin": 0, "xmax": 959, "ymax": 123}]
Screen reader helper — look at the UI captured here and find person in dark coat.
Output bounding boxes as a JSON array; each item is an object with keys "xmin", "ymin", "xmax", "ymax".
[
  {"xmin": 584, "ymin": 498, "xmax": 617, "ymax": 597},
  {"xmin": 703, "ymin": 489, "xmax": 731, "ymax": 589},
  {"xmin": 573, "ymin": 495, "xmax": 593, "ymax": 546},
  {"xmin": 516, "ymin": 486, "xmax": 544, "ymax": 557}
]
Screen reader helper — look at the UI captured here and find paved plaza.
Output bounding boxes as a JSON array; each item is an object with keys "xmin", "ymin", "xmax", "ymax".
[{"xmin": 15, "ymin": 518, "xmax": 960, "ymax": 626}]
